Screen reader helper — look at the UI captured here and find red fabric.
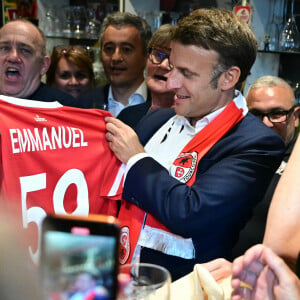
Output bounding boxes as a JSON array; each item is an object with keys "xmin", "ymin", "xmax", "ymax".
[
  {"xmin": 29, "ymin": 1, "xmax": 38, "ymax": 19},
  {"xmin": 118, "ymin": 101, "xmax": 244, "ymax": 264},
  {"xmin": 0, "ymin": 97, "xmax": 123, "ymax": 262}
]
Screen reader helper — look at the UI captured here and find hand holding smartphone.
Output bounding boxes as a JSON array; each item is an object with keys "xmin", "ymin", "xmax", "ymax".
[{"xmin": 40, "ymin": 214, "xmax": 120, "ymax": 300}]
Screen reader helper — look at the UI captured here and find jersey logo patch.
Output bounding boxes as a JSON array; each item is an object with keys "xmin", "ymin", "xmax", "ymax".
[
  {"xmin": 34, "ymin": 114, "xmax": 47, "ymax": 122},
  {"xmin": 276, "ymin": 160, "xmax": 286, "ymax": 175},
  {"xmin": 119, "ymin": 226, "xmax": 130, "ymax": 264},
  {"xmin": 170, "ymin": 152, "xmax": 198, "ymax": 183}
]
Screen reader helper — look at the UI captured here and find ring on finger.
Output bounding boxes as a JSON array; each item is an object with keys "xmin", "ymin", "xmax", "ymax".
[{"xmin": 239, "ymin": 281, "xmax": 253, "ymax": 290}]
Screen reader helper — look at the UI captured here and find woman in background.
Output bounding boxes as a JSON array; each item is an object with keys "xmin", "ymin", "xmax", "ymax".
[
  {"xmin": 145, "ymin": 23, "xmax": 176, "ymax": 110},
  {"xmin": 47, "ymin": 46, "xmax": 95, "ymax": 100},
  {"xmin": 117, "ymin": 24, "xmax": 176, "ymax": 128}
]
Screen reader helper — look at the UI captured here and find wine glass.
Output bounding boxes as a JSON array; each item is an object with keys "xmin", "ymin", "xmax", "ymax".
[
  {"xmin": 44, "ymin": 7, "xmax": 55, "ymax": 37},
  {"xmin": 279, "ymin": 0, "xmax": 300, "ymax": 51},
  {"xmin": 86, "ymin": 7, "xmax": 101, "ymax": 40},
  {"xmin": 117, "ymin": 263, "xmax": 171, "ymax": 299},
  {"xmin": 265, "ymin": 0, "xmax": 280, "ymax": 51},
  {"xmin": 170, "ymin": 12, "xmax": 180, "ymax": 25},
  {"xmin": 152, "ymin": 11, "xmax": 164, "ymax": 32},
  {"xmin": 274, "ymin": 0, "xmax": 286, "ymax": 35},
  {"xmin": 72, "ymin": 6, "xmax": 87, "ymax": 38},
  {"xmin": 62, "ymin": 6, "xmax": 73, "ymax": 37}
]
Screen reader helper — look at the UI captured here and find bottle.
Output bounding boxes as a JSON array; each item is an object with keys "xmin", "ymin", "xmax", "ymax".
[{"xmin": 44, "ymin": 8, "xmax": 55, "ymax": 37}]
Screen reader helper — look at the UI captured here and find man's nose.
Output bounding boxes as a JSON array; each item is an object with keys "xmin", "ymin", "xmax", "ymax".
[
  {"xmin": 7, "ymin": 48, "xmax": 21, "ymax": 62},
  {"xmin": 112, "ymin": 48, "xmax": 123, "ymax": 61},
  {"xmin": 167, "ymin": 69, "xmax": 181, "ymax": 90}
]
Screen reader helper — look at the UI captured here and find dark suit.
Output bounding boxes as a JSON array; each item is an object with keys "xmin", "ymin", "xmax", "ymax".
[
  {"xmin": 29, "ymin": 83, "xmax": 81, "ymax": 108},
  {"xmin": 117, "ymin": 100, "xmax": 151, "ymax": 128},
  {"xmin": 231, "ymin": 136, "xmax": 297, "ymax": 259},
  {"xmin": 79, "ymin": 84, "xmax": 152, "ymax": 126},
  {"xmin": 78, "ymin": 84, "xmax": 109, "ymax": 109},
  {"xmin": 122, "ymin": 108, "xmax": 285, "ymax": 280}
]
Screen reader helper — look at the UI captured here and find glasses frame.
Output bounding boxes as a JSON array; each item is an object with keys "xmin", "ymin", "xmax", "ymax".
[
  {"xmin": 148, "ymin": 47, "xmax": 171, "ymax": 66},
  {"xmin": 249, "ymin": 105, "xmax": 297, "ymax": 123},
  {"xmin": 168, "ymin": 56, "xmax": 173, "ymax": 70}
]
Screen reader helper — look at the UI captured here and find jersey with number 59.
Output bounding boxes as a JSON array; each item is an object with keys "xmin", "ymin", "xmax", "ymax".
[{"xmin": 0, "ymin": 96, "xmax": 124, "ymax": 263}]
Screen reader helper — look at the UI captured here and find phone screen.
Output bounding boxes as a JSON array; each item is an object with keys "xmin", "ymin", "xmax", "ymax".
[{"xmin": 40, "ymin": 215, "xmax": 119, "ymax": 300}]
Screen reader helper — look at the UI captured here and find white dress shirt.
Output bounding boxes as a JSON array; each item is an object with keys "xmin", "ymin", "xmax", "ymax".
[
  {"xmin": 126, "ymin": 90, "xmax": 248, "ymax": 176},
  {"xmin": 108, "ymin": 81, "xmax": 147, "ymax": 117}
]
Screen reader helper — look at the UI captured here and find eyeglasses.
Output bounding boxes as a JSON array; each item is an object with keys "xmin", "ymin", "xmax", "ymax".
[
  {"xmin": 249, "ymin": 105, "xmax": 296, "ymax": 123},
  {"xmin": 148, "ymin": 47, "xmax": 171, "ymax": 65}
]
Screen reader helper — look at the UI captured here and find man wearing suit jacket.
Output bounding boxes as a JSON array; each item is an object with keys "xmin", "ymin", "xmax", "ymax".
[
  {"xmin": 79, "ymin": 12, "xmax": 152, "ymax": 117},
  {"xmin": 232, "ymin": 76, "xmax": 300, "ymax": 259},
  {"xmin": 106, "ymin": 8, "xmax": 285, "ymax": 280}
]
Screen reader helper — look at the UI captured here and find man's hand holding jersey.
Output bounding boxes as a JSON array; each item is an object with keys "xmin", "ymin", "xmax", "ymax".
[{"xmin": 105, "ymin": 117, "xmax": 145, "ymax": 163}]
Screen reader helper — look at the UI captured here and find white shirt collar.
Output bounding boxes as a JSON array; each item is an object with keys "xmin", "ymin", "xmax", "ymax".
[
  {"xmin": 174, "ymin": 90, "xmax": 248, "ymax": 131},
  {"xmin": 108, "ymin": 80, "xmax": 147, "ymax": 103},
  {"xmin": 134, "ymin": 80, "xmax": 148, "ymax": 101},
  {"xmin": 129, "ymin": 91, "xmax": 248, "ymax": 180},
  {"xmin": 107, "ymin": 81, "xmax": 147, "ymax": 116}
]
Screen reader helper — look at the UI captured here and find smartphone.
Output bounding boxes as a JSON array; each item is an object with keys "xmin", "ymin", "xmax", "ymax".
[{"xmin": 40, "ymin": 214, "xmax": 120, "ymax": 300}]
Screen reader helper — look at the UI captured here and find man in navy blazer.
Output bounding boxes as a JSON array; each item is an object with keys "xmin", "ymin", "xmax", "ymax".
[
  {"xmin": 106, "ymin": 8, "xmax": 285, "ymax": 280},
  {"xmin": 79, "ymin": 12, "xmax": 152, "ymax": 117}
]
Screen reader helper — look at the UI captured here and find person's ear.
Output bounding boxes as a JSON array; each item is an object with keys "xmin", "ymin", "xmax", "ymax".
[
  {"xmin": 293, "ymin": 106, "xmax": 300, "ymax": 127},
  {"xmin": 40, "ymin": 56, "xmax": 51, "ymax": 76},
  {"xmin": 219, "ymin": 66, "xmax": 241, "ymax": 91}
]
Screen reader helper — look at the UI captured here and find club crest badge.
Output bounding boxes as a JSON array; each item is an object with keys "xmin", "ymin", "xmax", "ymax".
[
  {"xmin": 170, "ymin": 152, "xmax": 198, "ymax": 183},
  {"xmin": 119, "ymin": 226, "xmax": 130, "ymax": 264},
  {"xmin": 275, "ymin": 160, "xmax": 286, "ymax": 176}
]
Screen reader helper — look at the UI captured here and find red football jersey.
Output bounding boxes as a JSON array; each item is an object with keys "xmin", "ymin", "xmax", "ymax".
[{"xmin": 0, "ymin": 96, "xmax": 124, "ymax": 263}]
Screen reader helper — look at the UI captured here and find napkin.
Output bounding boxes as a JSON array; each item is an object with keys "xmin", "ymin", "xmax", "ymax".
[{"xmin": 170, "ymin": 264, "xmax": 232, "ymax": 300}]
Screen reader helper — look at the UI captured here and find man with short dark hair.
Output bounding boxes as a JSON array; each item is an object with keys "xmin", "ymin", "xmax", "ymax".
[
  {"xmin": 106, "ymin": 8, "xmax": 285, "ymax": 280},
  {"xmin": 79, "ymin": 12, "xmax": 152, "ymax": 116}
]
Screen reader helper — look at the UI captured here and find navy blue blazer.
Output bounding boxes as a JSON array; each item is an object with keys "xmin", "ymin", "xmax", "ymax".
[
  {"xmin": 78, "ymin": 84, "xmax": 109, "ymax": 109},
  {"xmin": 29, "ymin": 83, "xmax": 81, "ymax": 108},
  {"xmin": 122, "ymin": 108, "xmax": 285, "ymax": 280},
  {"xmin": 117, "ymin": 100, "xmax": 151, "ymax": 128},
  {"xmin": 78, "ymin": 84, "xmax": 152, "ymax": 126},
  {"xmin": 231, "ymin": 136, "xmax": 297, "ymax": 259}
]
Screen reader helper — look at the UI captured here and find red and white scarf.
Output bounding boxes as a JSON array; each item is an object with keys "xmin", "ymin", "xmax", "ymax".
[{"xmin": 118, "ymin": 99, "xmax": 245, "ymax": 264}]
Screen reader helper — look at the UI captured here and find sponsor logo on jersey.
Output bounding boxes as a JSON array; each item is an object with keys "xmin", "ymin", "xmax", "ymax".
[
  {"xmin": 170, "ymin": 152, "xmax": 198, "ymax": 183},
  {"xmin": 119, "ymin": 226, "xmax": 130, "ymax": 264},
  {"xmin": 34, "ymin": 114, "xmax": 47, "ymax": 122}
]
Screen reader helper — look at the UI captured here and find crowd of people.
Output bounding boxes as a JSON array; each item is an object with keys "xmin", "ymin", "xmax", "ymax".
[{"xmin": 0, "ymin": 6, "xmax": 299, "ymax": 300}]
